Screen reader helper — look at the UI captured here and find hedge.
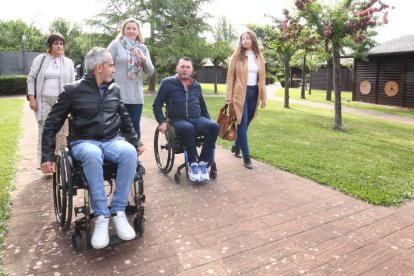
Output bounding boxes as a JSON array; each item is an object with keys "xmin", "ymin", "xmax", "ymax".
[{"xmin": 0, "ymin": 75, "xmax": 27, "ymax": 96}]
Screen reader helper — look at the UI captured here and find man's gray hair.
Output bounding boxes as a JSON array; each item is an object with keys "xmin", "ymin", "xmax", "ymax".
[{"xmin": 84, "ymin": 47, "xmax": 109, "ymax": 73}]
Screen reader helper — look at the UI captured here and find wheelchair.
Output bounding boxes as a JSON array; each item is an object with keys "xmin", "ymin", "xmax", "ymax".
[
  {"xmin": 153, "ymin": 119, "xmax": 217, "ymax": 184},
  {"xmin": 52, "ymin": 146, "xmax": 145, "ymax": 252}
]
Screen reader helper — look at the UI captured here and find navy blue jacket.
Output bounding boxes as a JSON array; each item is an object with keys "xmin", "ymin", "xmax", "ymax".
[{"xmin": 152, "ymin": 76, "xmax": 210, "ymax": 123}]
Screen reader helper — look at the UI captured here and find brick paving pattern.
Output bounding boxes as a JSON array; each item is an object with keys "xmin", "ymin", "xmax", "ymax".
[{"xmin": 3, "ymin": 99, "xmax": 414, "ymax": 275}]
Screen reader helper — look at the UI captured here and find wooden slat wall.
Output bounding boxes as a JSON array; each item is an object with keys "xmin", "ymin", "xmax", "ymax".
[
  {"xmin": 195, "ymin": 66, "xmax": 227, "ymax": 84},
  {"xmin": 310, "ymin": 68, "xmax": 353, "ymax": 91},
  {"xmin": 355, "ymin": 53, "xmax": 414, "ymax": 108},
  {"xmin": 354, "ymin": 59, "xmax": 377, "ymax": 103},
  {"xmin": 377, "ymin": 57, "xmax": 404, "ymax": 106},
  {"xmin": 406, "ymin": 58, "xmax": 414, "ymax": 108}
]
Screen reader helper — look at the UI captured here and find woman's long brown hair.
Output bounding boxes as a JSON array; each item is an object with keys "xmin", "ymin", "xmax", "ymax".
[{"xmin": 233, "ymin": 30, "xmax": 261, "ymax": 60}]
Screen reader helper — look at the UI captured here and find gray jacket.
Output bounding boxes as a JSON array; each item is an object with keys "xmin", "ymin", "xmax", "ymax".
[
  {"xmin": 27, "ymin": 54, "xmax": 75, "ymax": 121},
  {"xmin": 107, "ymin": 39, "xmax": 155, "ymax": 105}
]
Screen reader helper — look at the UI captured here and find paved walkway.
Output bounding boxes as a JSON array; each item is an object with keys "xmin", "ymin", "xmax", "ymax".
[{"xmin": 3, "ymin": 100, "xmax": 414, "ymax": 275}]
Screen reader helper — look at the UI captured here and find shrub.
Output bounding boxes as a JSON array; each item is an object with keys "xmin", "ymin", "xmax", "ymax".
[
  {"xmin": 266, "ymin": 72, "xmax": 276, "ymax": 85},
  {"xmin": 0, "ymin": 75, "xmax": 26, "ymax": 96},
  {"xmin": 276, "ymin": 72, "xmax": 285, "ymax": 82}
]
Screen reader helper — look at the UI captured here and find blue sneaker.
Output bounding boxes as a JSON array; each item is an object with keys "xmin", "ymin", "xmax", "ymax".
[
  {"xmin": 199, "ymin": 161, "xmax": 209, "ymax": 182},
  {"xmin": 189, "ymin": 162, "xmax": 200, "ymax": 182}
]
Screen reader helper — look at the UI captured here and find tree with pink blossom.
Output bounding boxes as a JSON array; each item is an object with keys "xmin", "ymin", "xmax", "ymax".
[
  {"xmin": 295, "ymin": 0, "xmax": 391, "ymax": 130},
  {"xmin": 253, "ymin": 9, "xmax": 318, "ymax": 108}
]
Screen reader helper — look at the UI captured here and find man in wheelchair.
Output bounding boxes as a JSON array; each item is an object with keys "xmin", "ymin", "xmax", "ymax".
[
  {"xmin": 153, "ymin": 57, "xmax": 219, "ymax": 182},
  {"xmin": 41, "ymin": 47, "xmax": 145, "ymax": 249}
]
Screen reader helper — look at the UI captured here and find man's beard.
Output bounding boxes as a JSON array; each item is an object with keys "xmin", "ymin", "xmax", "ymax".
[{"xmin": 179, "ymin": 73, "xmax": 190, "ymax": 80}]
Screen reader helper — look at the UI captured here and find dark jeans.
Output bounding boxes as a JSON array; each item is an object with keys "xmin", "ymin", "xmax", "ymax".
[
  {"xmin": 125, "ymin": 104, "xmax": 143, "ymax": 140},
  {"xmin": 173, "ymin": 116, "xmax": 219, "ymax": 164},
  {"xmin": 234, "ymin": 85, "xmax": 258, "ymax": 157}
]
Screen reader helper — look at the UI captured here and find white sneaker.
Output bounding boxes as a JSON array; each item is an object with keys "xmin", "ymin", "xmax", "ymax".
[
  {"xmin": 112, "ymin": 211, "xmax": 136, "ymax": 241},
  {"xmin": 189, "ymin": 162, "xmax": 200, "ymax": 182},
  {"xmin": 91, "ymin": 215, "xmax": 109, "ymax": 249},
  {"xmin": 199, "ymin": 161, "xmax": 209, "ymax": 182}
]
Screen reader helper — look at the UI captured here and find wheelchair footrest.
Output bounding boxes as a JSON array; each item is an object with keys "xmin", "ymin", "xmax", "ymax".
[{"xmin": 107, "ymin": 232, "xmax": 140, "ymax": 246}]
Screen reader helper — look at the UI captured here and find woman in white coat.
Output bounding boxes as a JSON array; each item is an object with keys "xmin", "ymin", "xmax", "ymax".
[{"xmin": 27, "ymin": 32, "xmax": 75, "ymax": 168}]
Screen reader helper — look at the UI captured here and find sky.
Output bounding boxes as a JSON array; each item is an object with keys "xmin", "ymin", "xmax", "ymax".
[{"xmin": 1, "ymin": 0, "xmax": 413, "ymax": 44}]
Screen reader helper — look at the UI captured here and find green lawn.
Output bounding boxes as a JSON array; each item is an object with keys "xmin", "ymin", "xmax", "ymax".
[
  {"xmin": 0, "ymin": 98, "xmax": 23, "ymax": 273},
  {"xmin": 144, "ymin": 94, "xmax": 414, "ymax": 206},
  {"xmin": 199, "ymin": 83, "xmax": 227, "ymax": 95}
]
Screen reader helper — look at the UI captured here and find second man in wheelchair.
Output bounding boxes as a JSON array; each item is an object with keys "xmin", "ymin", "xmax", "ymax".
[
  {"xmin": 153, "ymin": 57, "xmax": 219, "ymax": 182},
  {"xmin": 41, "ymin": 47, "xmax": 145, "ymax": 249}
]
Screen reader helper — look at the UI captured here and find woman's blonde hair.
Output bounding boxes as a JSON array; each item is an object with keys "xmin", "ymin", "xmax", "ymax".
[
  {"xmin": 233, "ymin": 30, "xmax": 261, "ymax": 60},
  {"xmin": 117, "ymin": 18, "xmax": 145, "ymax": 43}
]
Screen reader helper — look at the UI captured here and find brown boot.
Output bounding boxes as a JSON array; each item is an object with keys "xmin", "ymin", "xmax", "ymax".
[
  {"xmin": 231, "ymin": 145, "xmax": 242, "ymax": 158},
  {"xmin": 243, "ymin": 155, "xmax": 253, "ymax": 169}
]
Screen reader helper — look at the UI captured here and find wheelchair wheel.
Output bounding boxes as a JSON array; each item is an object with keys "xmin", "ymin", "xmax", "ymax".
[
  {"xmin": 154, "ymin": 126, "xmax": 175, "ymax": 173},
  {"xmin": 53, "ymin": 150, "xmax": 73, "ymax": 230}
]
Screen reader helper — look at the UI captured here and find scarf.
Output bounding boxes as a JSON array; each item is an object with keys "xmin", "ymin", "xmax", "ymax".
[{"xmin": 121, "ymin": 36, "xmax": 146, "ymax": 79}]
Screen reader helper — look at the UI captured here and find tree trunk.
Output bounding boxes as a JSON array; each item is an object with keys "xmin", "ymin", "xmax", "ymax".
[
  {"xmin": 308, "ymin": 70, "xmax": 312, "ymax": 95},
  {"xmin": 148, "ymin": 22, "xmax": 156, "ymax": 92},
  {"xmin": 326, "ymin": 57, "xmax": 333, "ymax": 101},
  {"xmin": 301, "ymin": 55, "xmax": 306, "ymax": 99},
  {"xmin": 148, "ymin": 61, "xmax": 156, "ymax": 92},
  {"xmin": 284, "ymin": 62, "xmax": 290, "ymax": 108},
  {"xmin": 333, "ymin": 47, "xmax": 342, "ymax": 130},
  {"xmin": 214, "ymin": 64, "xmax": 218, "ymax": 94}
]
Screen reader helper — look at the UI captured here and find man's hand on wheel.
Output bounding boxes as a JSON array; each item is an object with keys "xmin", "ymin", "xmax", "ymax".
[
  {"xmin": 137, "ymin": 145, "xmax": 145, "ymax": 155},
  {"xmin": 158, "ymin": 122, "xmax": 167, "ymax": 134},
  {"xmin": 41, "ymin": 161, "xmax": 55, "ymax": 173}
]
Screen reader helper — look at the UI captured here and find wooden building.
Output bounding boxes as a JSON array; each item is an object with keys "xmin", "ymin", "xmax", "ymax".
[
  {"xmin": 310, "ymin": 66, "xmax": 353, "ymax": 91},
  {"xmin": 195, "ymin": 65, "xmax": 227, "ymax": 84},
  {"xmin": 353, "ymin": 35, "xmax": 414, "ymax": 108}
]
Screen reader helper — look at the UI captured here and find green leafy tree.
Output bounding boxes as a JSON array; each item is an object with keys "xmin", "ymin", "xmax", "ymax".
[
  {"xmin": 213, "ymin": 16, "xmax": 237, "ymax": 42},
  {"xmin": 207, "ymin": 41, "xmax": 233, "ymax": 93},
  {"xmin": 247, "ymin": 24, "xmax": 282, "ymax": 85},
  {"xmin": 258, "ymin": 9, "xmax": 312, "ymax": 108},
  {"xmin": 295, "ymin": 0, "xmax": 391, "ymax": 129},
  {"xmin": 303, "ymin": 50, "xmax": 326, "ymax": 95},
  {"xmin": 75, "ymin": 32, "xmax": 114, "ymax": 62},
  {"xmin": 288, "ymin": 26, "xmax": 322, "ymax": 100},
  {"xmin": 0, "ymin": 20, "xmax": 45, "ymax": 52},
  {"xmin": 206, "ymin": 16, "xmax": 236, "ymax": 93}
]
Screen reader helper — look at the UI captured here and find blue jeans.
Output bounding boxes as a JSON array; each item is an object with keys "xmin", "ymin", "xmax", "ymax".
[
  {"xmin": 235, "ymin": 85, "xmax": 258, "ymax": 157},
  {"xmin": 173, "ymin": 116, "xmax": 219, "ymax": 164},
  {"xmin": 70, "ymin": 135, "xmax": 137, "ymax": 216},
  {"xmin": 125, "ymin": 104, "xmax": 143, "ymax": 140}
]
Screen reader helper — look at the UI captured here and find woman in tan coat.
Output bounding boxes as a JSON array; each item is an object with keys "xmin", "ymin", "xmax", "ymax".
[{"xmin": 225, "ymin": 30, "xmax": 266, "ymax": 169}]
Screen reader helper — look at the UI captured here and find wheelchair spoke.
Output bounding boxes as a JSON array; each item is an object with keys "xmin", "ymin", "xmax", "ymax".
[
  {"xmin": 52, "ymin": 149, "xmax": 73, "ymax": 230},
  {"xmin": 154, "ymin": 127, "xmax": 175, "ymax": 173}
]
